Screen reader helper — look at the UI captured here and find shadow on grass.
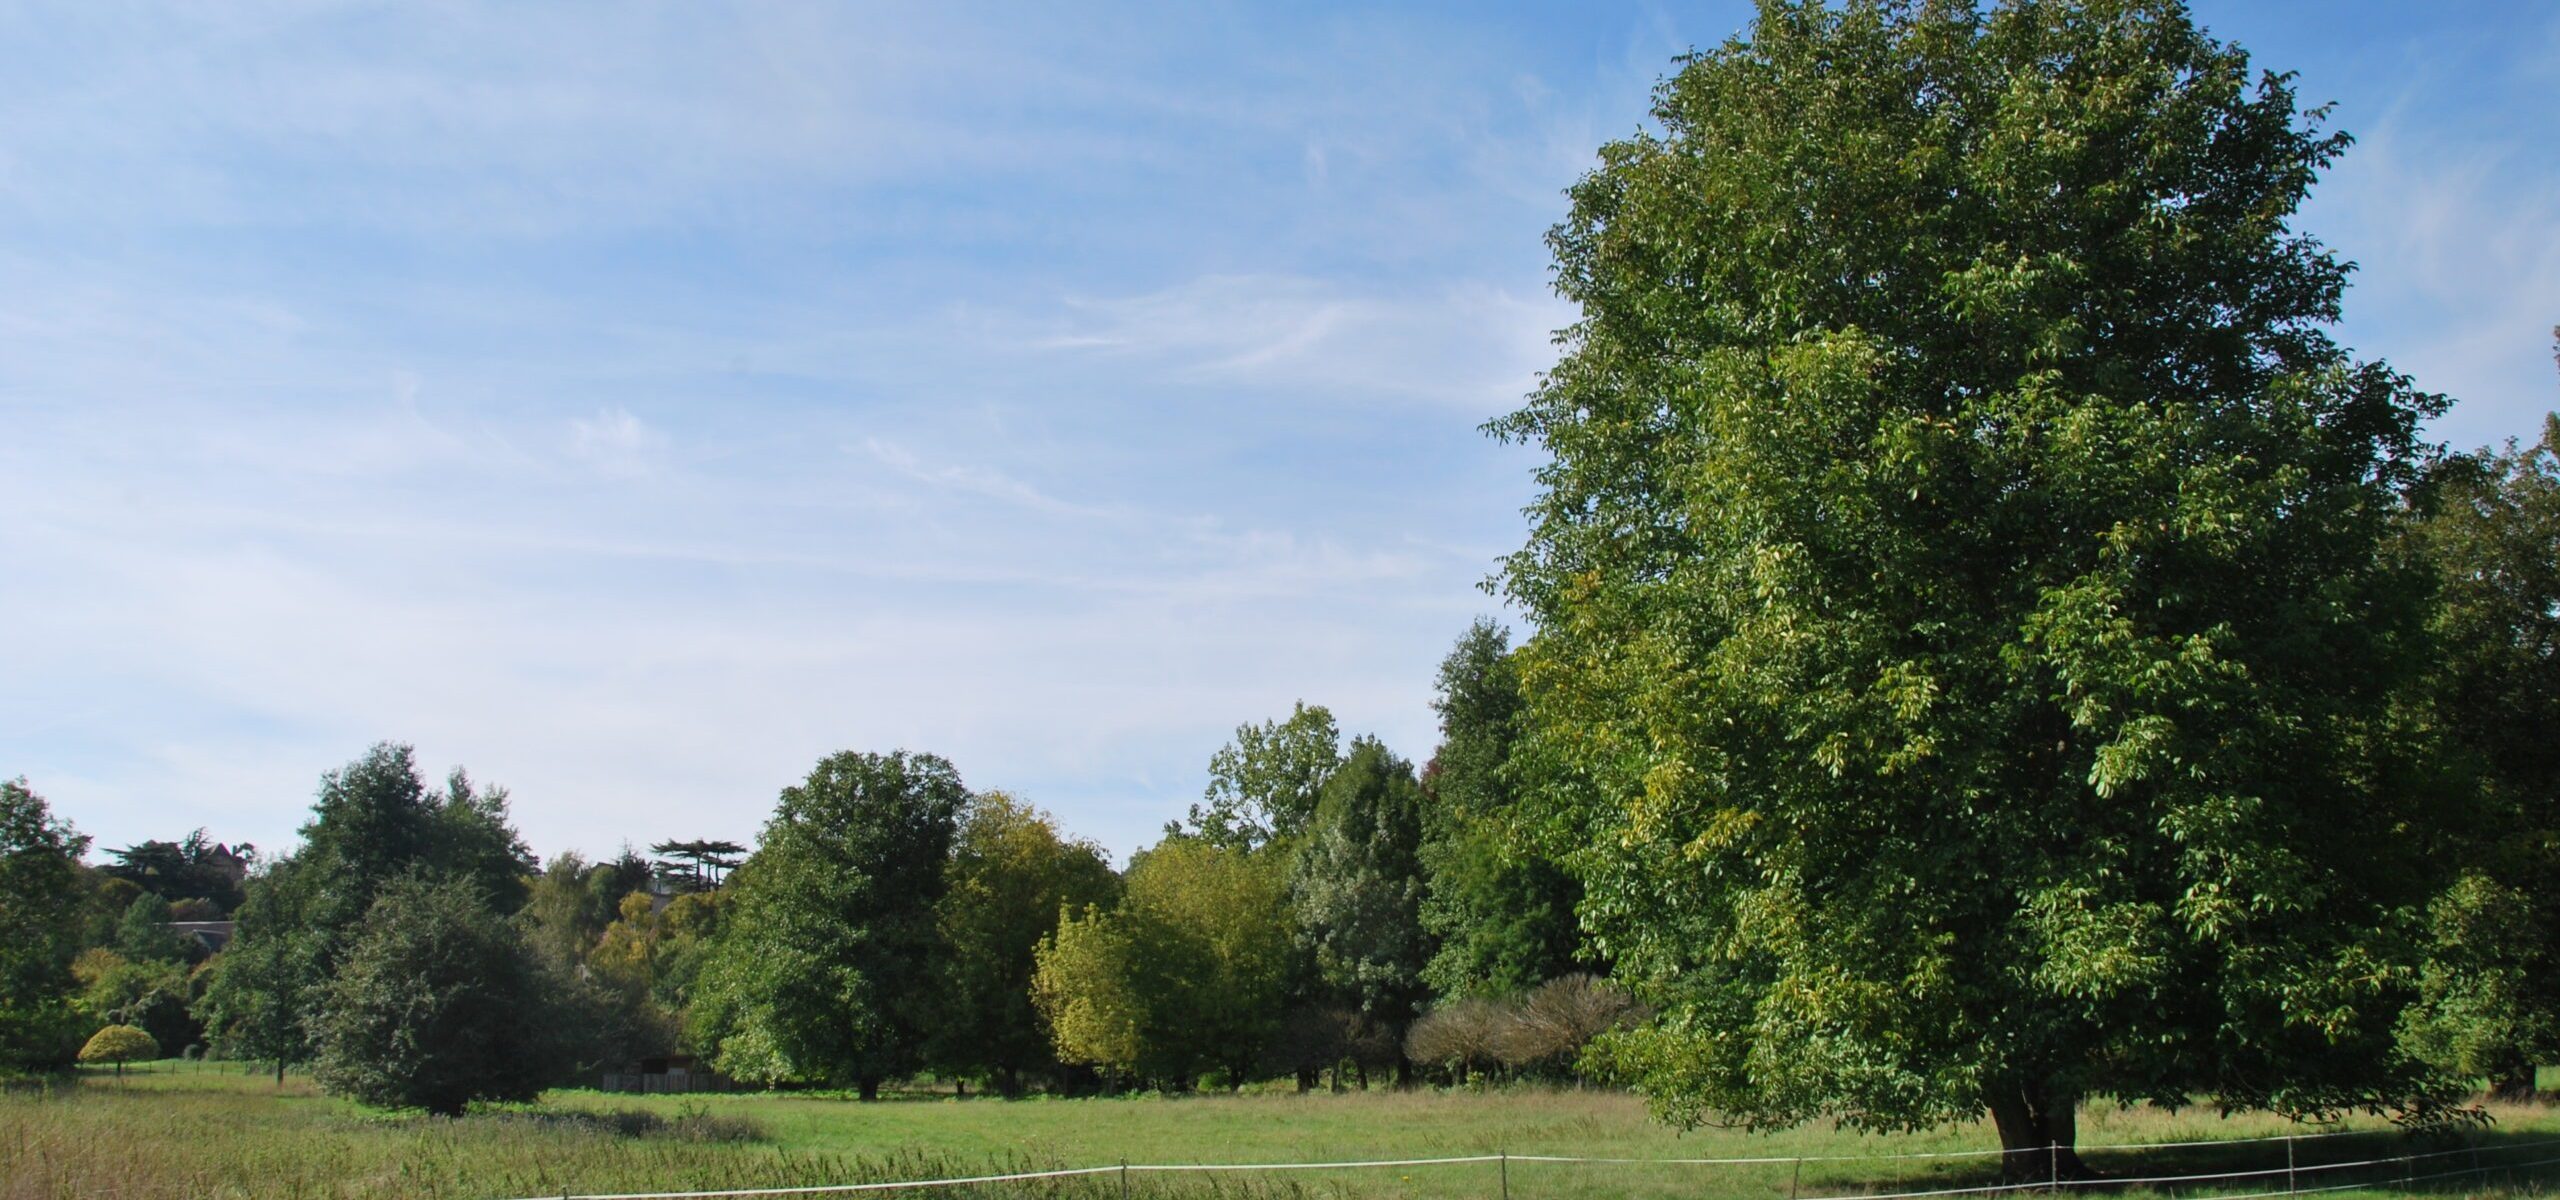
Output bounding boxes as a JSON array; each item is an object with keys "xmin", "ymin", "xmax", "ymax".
[{"xmin": 1833, "ymin": 1125, "xmax": 2560, "ymax": 1198}]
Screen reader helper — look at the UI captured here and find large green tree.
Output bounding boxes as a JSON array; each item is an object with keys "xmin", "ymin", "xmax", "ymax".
[
  {"xmin": 927, "ymin": 791, "xmax": 1118, "ymax": 1094},
  {"xmin": 194, "ymin": 744, "xmax": 534, "ymax": 1077},
  {"xmin": 0, "ymin": 778, "xmax": 88, "ymax": 1069},
  {"xmin": 1418, "ymin": 620, "xmax": 1583, "ymax": 997},
  {"xmin": 690, "ymin": 750, "xmax": 968, "ymax": 1099},
  {"xmin": 2399, "ymin": 412, "xmax": 2560, "ymax": 1100},
  {"xmin": 1497, "ymin": 0, "xmax": 2453, "ymax": 1177},
  {"xmin": 1293, "ymin": 738, "xmax": 1433, "ymax": 1081}
]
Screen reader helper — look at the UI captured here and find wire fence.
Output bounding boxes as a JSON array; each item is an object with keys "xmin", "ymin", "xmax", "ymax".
[{"xmin": 501, "ymin": 1127, "xmax": 2560, "ymax": 1200}]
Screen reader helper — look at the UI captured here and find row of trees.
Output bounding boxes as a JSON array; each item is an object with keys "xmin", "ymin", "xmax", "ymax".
[{"xmin": 0, "ymin": 615, "xmax": 1619, "ymax": 1112}]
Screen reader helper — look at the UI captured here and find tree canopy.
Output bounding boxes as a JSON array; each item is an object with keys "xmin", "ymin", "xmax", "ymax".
[
  {"xmin": 1496, "ymin": 0, "xmax": 2452, "ymax": 1176},
  {"xmin": 0, "ymin": 779, "xmax": 89, "ymax": 1069},
  {"xmin": 310, "ymin": 874, "xmax": 563, "ymax": 1115},
  {"xmin": 1174, "ymin": 703, "xmax": 1344, "ymax": 851},
  {"xmin": 928, "ymin": 791, "xmax": 1118, "ymax": 1094},
  {"xmin": 1418, "ymin": 620, "xmax": 1583, "ymax": 998},
  {"xmin": 690, "ymin": 750, "xmax": 968, "ymax": 1098}
]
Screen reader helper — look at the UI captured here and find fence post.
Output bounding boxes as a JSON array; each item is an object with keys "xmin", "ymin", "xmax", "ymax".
[
  {"xmin": 2048, "ymin": 1142, "xmax": 2058, "ymax": 1193},
  {"xmin": 1500, "ymin": 1150, "xmax": 1509, "ymax": 1200},
  {"xmin": 1789, "ymin": 1155, "xmax": 1802, "ymax": 1200},
  {"xmin": 1119, "ymin": 1158, "xmax": 1129, "ymax": 1200},
  {"xmin": 2286, "ymin": 1135, "xmax": 2296, "ymax": 1194}
]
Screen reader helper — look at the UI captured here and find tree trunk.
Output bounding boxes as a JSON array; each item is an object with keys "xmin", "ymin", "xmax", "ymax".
[
  {"xmin": 1986, "ymin": 1080, "xmax": 2091, "ymax": 1183},
  {"xmin": 1295, "ymin": 1067, "xmax": 1318, "ymax": 1093},
  {"xmin": 1395, "ymin": 1054, "xmax": 1414, "ymax": 1090},
  {"xmin": 2490, "ymin": 1059, "xmax": 2539, "ymax": 1104},
  {"xmin": 954, "ymin": 1078, "xmax": 966, "ymax": 1099},
  {"xmin": 857, "ymin": 1077, "xmax": 880, "ymax": 1102},
  {"xmin": 274, "ymin": 1058, "xmax": 286, "ymax": 1088}
]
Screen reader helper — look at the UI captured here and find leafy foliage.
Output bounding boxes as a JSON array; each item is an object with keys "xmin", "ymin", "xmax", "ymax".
[
  {"xmin": 2400, "ymin": 413, "xmax": 2560, "ymax": 1096},
  {"xmin": 690, "ymin": 750, "xmax": 967, "ymax": 1096},
  {"xmin": 195, "ymin": 744, "xmax": 534, "ymax": 1073},
  {"xmin": 102, "ymin": 830, "xmax": 250, "ymax": 913},
  {"xmin": 1418, "ymin": 621, "xmax": 1583, "ymax": 998},
  {"xmin": 1293, "ymin": 738, "xmax": 1433, "ymax": 1054},
  {"xmin": 1174, "ymin": 703, "xmax": 1343, "ymax": 851},
  {"xmin": 77, "ymin": 1024, "xmax": 157, "ymax": 1071},
  {"xmin": 0, "ymin": 778, "xmax": 88, "ymax": 1069},
  {"xmin": 113, "ymin": 894, "xmax": 196, "ymax": 966},
  {"xmin": 1494, "ymin": 0, "xmax": 2453, "ymax": 1168},
  {"xmin": 928, "ymin": 791, "xmax": 1117, "ymax": 1093},
  {"xmin": 1033, "ymin": 838, "xmax": 1292, "ymax": 1087},
  {"xmin": 311, "ymin": 875, "xmax": 565, "ymax": 1115}
]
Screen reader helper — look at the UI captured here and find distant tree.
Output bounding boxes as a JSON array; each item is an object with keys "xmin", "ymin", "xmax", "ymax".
[
  {"xmin": 690, "ymin": 751, "xmax": 967, "ymax": 1099},
  {"xmin": 1030, "ymin": 903, "xmax": 1146, "ymax": 1083},
  {"xmin": 104, "ymin": 830, "xmax": 252, "ymax": 913},
  {"xmin": 310, "ymin": 874, "xmax": 563, "ymax": 1114},
  {"xmin": 648, "ymin": 839, "xmax": 748, "ymax": 892},
  {"xmin": 521, "ymin": 851, "xmax": 614, "ymax": 970},
  {"xmin": 1404, "ymin": 997, "xmax": 1507, "ymax": 1085},
  {"xmin": 1172, "ymin": 704, "xmax": 1343, "ymax": 851},
  {"xmin": 591, "ymin": 888, "xmax": 726, "ymax": 1021},
  {"xmin": 1033, "ymin": 838, "xmax": 1292, "ymax": 1088},
  {"xmin": 1292, "ymin": 738, "xmax": 1432, "ymax": 1082},
  {"xmin": 1418, "ymin": 620, "xmax": 1582, "ymax": 998},
  {"xmin": 192, "ymin": 856, "xmax": 323, "ymax": 1079},
  {"xmin": 0, "ymin": 778, "xmax": 89, "ymax": 1070},
  {"xmin": 2401, "ymin": 414, "xmax": 2560, "ymax": 1099},
  {"xmin": 113, "ymin": 895, "xmax": 195, "ymax": 966},
  {"xmin": 78, "ymin": 1025, "xmax": 157, "ymax": 1076},
  {"xmin": 72, "ymin": 950, "xmax": 199, "ymax": 1062},
  {"xmin": 1495, "ymin": 0, "xmax": 2454, "ymax": 1178},
  {"xmin": 927, "ymin": 792, "xmax": 1118, "ymax": 1095}
]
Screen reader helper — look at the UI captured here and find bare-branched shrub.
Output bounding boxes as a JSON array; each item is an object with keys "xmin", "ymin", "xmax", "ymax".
[
  {"xmin": 1404, "ymin": 998, "xmax": 1507, "ymax": 1082},
  {"xmin": 1492, "ymin": 974, "xmax": 1643, "ymax": 1076}
]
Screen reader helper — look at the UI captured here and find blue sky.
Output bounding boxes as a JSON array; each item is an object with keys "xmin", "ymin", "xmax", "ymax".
[{"xmin": 3, "ymin": 1, "xmax": 2554, "ymax": 867}]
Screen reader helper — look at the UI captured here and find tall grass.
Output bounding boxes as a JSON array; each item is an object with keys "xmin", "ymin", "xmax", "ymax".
[{"xmin": 5, "ymin": 1065, "xmax": 2557, "ymax": 1200}]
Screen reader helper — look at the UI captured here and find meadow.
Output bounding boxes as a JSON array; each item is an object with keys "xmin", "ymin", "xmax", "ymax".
[{"xmin": 6, "ymin": 1066, "xmax": 2560, "ymax": 1200}]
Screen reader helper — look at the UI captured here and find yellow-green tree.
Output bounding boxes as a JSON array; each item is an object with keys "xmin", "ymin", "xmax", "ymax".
[
  {"xmin": 1032, "ymin": 838, "xmax": 1290, "ymax": 1088},
  {"xmin": 928, "ymin": 792, "xmax": 1116, "ymax": 1094},
  {"xmin": 78, "ymin": 1024, "xmax": 158, "ymax": 1077}
]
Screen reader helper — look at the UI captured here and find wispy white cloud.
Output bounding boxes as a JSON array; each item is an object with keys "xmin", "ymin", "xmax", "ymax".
[{"xmin": 1027, "ymin": 274, "xmax": 1569, "ymax": 413}]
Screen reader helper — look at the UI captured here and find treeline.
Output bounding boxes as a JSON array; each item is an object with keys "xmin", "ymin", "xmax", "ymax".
[{"xmin": 0, "ymin": 621, "xmax": 1635, "ymax": 1111}]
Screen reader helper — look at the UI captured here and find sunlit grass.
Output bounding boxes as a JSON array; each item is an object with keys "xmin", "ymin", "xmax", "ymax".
[{"xmin": 4, "ymin": 1063, "xmax": 2557, "ymax": 1200}]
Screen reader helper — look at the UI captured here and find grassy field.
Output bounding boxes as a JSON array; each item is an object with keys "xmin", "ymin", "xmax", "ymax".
[{"xmin": 5, "ymin": 1065, "xmax": 2559, "ymax": 1200}]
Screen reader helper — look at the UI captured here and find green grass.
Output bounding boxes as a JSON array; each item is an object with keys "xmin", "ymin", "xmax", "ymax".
[{"xmin": 5, "ymin": 1064, "xmax": 2558, "ymax": 1200}]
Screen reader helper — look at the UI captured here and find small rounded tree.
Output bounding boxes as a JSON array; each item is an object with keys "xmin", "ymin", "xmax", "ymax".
[
  {"xmin": 79, "ymin": 1024, "xmax": 158, "ymax": 1077},
  {"xmin": 311, "ymin": 874, "xmax": 563, "ymax": 1115}
]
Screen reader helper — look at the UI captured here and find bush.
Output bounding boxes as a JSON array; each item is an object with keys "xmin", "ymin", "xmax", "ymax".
[
  {"xmin": 1405, "ymin": 998, "xmax": 1507, "ymax": 1083},
  {"xmin": 78, "ymin": 1025, "xmax": 158, "ymax": 1075},
  {"xmin": 1492, "ymin": 975, "xmax": 1643, "ymax": 1077},
  {"xmin": 311, "ymin": 875, "xmax": 567, "ymax": 1115}
]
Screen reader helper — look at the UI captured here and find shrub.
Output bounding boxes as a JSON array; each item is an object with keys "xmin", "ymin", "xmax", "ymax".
[
  {"xmin": 1405, "ymin": 997, "xmax": 1507, "ymax": 1083},
  {"xmin": 78, "ymin": 1025, "xmax": 158, "ymax": 1076},
  {"xmin": 1492, "ymin": 975, "xmax": 1642, "ymax": 1076},
  {"xmin": 311, "ymin": 875, "xmax": 566, "ymax": 1115}
]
